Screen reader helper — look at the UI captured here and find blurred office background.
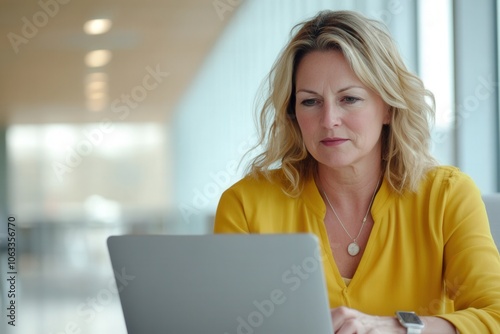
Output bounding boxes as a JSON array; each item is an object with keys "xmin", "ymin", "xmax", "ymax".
[{"xmin": 0, "ymin": 0, "xmax": 499, "ymax": 333}]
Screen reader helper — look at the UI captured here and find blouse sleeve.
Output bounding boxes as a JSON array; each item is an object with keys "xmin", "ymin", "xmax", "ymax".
[
  {"xmin": 213, "ymin": 187, "xmax": 250, "ymax": 234},
  {"xmin": 437, "ymin": 170, "xmax": 500, "ymax": 333}
]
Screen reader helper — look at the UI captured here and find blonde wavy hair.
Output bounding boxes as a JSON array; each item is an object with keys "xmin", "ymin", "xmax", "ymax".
[{"xmin": 249, "ymin": 10, "xmax": 437, "ymax": 196}]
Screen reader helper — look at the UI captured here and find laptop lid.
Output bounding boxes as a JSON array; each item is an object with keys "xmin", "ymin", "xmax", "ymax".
[{"xmin": 107, "ymin": 234, "xmax": 333, "ymax": 334}]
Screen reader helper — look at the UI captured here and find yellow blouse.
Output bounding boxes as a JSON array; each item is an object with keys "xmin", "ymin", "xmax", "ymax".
[{"xmin": 214, "ymin": 166, "xmax": 500, "ymax": 333}]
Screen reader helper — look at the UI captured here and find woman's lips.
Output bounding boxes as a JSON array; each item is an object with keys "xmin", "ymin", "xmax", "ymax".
[{"xmin": 320, "ymin": 137, "xmax": 349, "ymax": 146}]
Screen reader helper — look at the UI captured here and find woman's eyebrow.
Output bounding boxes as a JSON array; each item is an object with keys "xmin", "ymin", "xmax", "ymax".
[
  {"xmin": 337, "ymin": 85, "xmax": 365, "ymax": 93},
  {"xmin": 296, "ymin": 89, "xmax": 318, "ymax": 94},
  {"xmin": 296, "ymin": 86, "xmax": 366, "ymax": 94}
]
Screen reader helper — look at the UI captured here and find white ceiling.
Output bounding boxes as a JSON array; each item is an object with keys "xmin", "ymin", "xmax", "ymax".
[{"xmin": 0, "ymin": 0, "xmax": 239, "ymax": 124}]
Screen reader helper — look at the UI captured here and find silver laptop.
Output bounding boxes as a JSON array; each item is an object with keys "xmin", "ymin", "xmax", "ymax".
[{"xmin": 107, "ymin": 234, "xmax": 333, "ymax": 334}]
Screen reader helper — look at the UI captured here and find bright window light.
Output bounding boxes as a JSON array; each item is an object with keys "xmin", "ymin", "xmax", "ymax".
[
  {"xmin": 418, "ymin": 0, "xmax": 454, "ymax": 165},
  {"xmin": 418, "ymin": 0, "xmax": 454, "ymax": 130}
]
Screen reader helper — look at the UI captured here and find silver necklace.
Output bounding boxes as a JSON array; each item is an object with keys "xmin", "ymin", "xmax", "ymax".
[{"xmin": 322, "ymin": 176, "xmax": 381, "ymax": 257}]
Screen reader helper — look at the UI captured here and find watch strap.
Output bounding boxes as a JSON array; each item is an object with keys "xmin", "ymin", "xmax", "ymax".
[{"xmin": 407, "ymin": 327, "xmax": 422, "ymax": 334}]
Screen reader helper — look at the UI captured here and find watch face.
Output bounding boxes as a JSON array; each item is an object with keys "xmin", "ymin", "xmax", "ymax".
[{"xmin": 397, "ymin": 312, "xmax": 424, "ymax": 325}]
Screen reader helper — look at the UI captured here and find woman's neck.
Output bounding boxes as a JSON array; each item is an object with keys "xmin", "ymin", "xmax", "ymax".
[{"xmin": 316, "ymin": 164, "xmax": 383, "ymax": 211}]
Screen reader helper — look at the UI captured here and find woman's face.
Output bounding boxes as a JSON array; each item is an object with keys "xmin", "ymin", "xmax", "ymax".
[{"xmin": 294, "ymin": 50, "xmax": 390, "ymax": 172}]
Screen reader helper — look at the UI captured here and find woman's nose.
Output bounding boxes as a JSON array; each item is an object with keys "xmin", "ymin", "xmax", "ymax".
[{"xmin": 321, "ymin": 103, "xmax": 342, "ymax": 128}]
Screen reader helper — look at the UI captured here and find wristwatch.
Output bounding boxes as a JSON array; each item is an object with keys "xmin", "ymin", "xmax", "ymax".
[{"xmin": 395, "ymin": 311, "xmax": 425, "ymax": 334}]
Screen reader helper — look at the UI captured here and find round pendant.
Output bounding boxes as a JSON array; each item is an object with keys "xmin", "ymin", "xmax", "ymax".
[{"xmin": 347, "ymin": 242, "xmax": 360, "ymax": 256}]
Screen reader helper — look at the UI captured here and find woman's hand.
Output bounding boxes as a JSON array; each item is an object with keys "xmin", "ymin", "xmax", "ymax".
[
  {"xmin": 331, "ymin": 307, "xmax": 458, "ymax": 334},
  {"xmin": 331, "ymin": 307, "xmax": 405, "ymax": 334}
]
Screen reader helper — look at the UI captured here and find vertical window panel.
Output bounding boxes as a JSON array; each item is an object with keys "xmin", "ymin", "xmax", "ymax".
[{"xmin": 418, "ymin": 0, "xmax": 455, "ymax": 165}]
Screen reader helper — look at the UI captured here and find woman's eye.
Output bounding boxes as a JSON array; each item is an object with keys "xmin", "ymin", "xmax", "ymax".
[
  {"xmin": 300, "ymin": 99, "xmax": 318, "ymax": 107},
  {"xmin": 342, "ymin": 96, "xmax": 361, "ymax": 104}
]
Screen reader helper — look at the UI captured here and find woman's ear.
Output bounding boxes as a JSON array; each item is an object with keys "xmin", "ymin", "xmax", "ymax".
[{"xmin": 383, "ymin": 106, "xmax": 392, "ymax": 125}]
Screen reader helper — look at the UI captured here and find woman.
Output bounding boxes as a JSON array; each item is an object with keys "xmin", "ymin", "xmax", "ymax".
[{"xmin": 214, "ymin": 10, "xmax": 500, "ymax": 333}]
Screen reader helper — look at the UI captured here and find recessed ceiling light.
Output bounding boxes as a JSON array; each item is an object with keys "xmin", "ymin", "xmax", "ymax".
[
  {"xmin": 85, "ymin": 72, "xmax": 108, "ymax": 83},
  {"xmin": 86, "ymin": 81, "xmax": 108, "ymax": 94},
  {"xmin": 86, "ymin": 90, "xmax": 107, "ymax": 100},
  {"xmin": 85, "ymin": 50, "xmax": 112, "ymax": 68},
  {"xmin": 83, "ymin": 19, "xmax": 112, "ymax": 35},
  {"xmin": 86, "ymin": 97, "xmax": 108, "ymax": 112},
  {"xmin": 84, "ymin": 72, "xmax": 109, "ymax": 112}
]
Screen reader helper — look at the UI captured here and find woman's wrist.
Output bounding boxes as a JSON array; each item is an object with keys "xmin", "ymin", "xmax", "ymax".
[
  {"xmin": 420, "ymin": 316, "xmax": 457, "ymax": 334},
  {"xmin": 386, "ymin": 316, "xmax": 407, "ymax": 333},
  {"xmin": 390, "ymin": 314, "xmax": 456, "ymax": 334}
]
